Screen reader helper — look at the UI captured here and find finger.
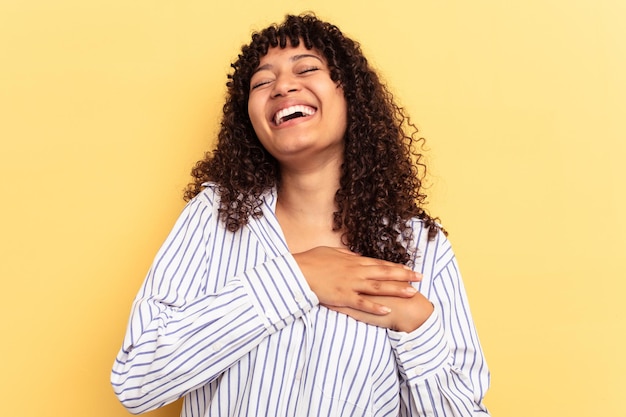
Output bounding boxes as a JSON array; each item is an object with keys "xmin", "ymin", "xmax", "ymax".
[
  {"xmin": 351, "ymin": 296, "xmax": 393, "ymax": 315},
  {"xmin": 333, "ymin": 247, "xmax": 359, "ymax": 256},
  {"xmin": 333, "ymin": 250, "xmax": 422, "ymax": 280},
  {"xmin": 361, "ymin": 264, "xmax": 422, "ymax": 282},
  {"xmin": 356, "ymin": 280, "xmax": 419, "ymax": 297}
]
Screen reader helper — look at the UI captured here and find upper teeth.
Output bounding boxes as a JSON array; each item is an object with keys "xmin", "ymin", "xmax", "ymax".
[{"xmin": 274, "ymin": 105, "xmax": 315, "ymax": 125}]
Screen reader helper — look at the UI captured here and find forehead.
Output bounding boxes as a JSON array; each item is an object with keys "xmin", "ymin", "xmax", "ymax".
[{"xmin": 256, "ymin": 43, "xmax": 325, "ymax": 67}]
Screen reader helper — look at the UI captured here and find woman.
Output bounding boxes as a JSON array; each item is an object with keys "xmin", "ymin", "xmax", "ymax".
[{"xmin": 112, "ymin": 13, "xmax": 490, "ymax": 417}]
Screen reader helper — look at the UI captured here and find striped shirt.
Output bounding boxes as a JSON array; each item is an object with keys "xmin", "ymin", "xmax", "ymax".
[{"xmin": 111, "ymin": 184, "xmax": 490, "ymax": 416}]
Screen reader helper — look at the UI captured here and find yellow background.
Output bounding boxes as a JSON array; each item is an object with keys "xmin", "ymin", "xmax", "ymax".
[{"xmin": 1, "ymin": 0, "xmax": 624, "ymax": 416}]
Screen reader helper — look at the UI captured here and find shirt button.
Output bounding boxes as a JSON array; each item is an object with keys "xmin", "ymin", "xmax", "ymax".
[
  {"xmin": 404, "ymin": 342, "xmax": 414, "ymax": 352},
  {"xmin": 413, "ymin": 366, "xmax": 425, "ymax": 376},
  {"xmin": 295, "ymin": 368, "xmax": 303, "ymax": 380},
  {"xmin": 294, "ymin": 292, "xmax": 304, "ymax": 303},
  {"xmin": 212, "ymin": 342, "xmax": 222, "ymax": 352}
]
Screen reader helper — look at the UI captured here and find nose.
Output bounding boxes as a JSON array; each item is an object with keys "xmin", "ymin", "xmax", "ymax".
[{"xmin": 271, "ymin": 73, "xmax": 300, "ymax": 98}]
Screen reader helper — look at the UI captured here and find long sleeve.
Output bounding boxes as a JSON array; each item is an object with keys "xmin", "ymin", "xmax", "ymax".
[
  {"xmin": 387, "ymin": 229, "xmax": 490, "ymax": 416},
  {"xmin": 111, "ymin": 190, "xmax": 318, "ymax": 414}
]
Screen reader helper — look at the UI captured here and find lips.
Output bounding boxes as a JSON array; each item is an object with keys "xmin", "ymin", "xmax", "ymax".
[{"xmin": 273, "ymin": 105, "xmax": 316, "ymax": 125}]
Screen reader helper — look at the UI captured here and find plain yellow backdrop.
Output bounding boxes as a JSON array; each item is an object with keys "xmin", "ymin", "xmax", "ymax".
[{"xmin": 1, "ymin": 0, "xmax": 624, "ymax": 416}]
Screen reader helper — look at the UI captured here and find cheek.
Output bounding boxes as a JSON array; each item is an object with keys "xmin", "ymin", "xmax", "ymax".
[
  {"xmin": 333, "ymin": 85, "xmax": 347, "ymax": 109},
  {"xmin": 248, "ymin": 93, "xmax": 265, "ymax": 117},
  {"xmin": 246, "ymin": 99, "xmax": 255, "ymax": 120},
  {"xmin": 334, "ymin": 92, "xmax": 348, "ymax": 127},
  {"xmin": 247, "ymin": 100, "xmax": 271, "ymax": 144}
]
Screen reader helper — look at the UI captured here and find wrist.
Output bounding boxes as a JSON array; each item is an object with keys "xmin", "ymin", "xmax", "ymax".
[{"xmin": 395, "ymin": 300, "xmax": 434, "ymax": 333}]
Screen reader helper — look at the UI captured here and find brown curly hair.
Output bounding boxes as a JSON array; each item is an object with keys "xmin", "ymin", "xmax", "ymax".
[{"xmin": 184, "ymin": 13, "xmax": 443, "ymax": 265}]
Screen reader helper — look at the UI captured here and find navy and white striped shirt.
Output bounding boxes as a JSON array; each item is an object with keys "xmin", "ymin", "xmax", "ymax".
[{"xmin": 112, "ymin": 184, "xmax": 490, "ymax": 416}]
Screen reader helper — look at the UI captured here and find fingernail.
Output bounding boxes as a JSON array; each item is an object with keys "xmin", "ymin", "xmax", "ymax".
[
  {"xmin": 380, "ymin": 306, "xmax": 392, "ymax": 314},
  {"xmin": 404, "ymin": 287, "xmax": 417, "ymax": 295}
]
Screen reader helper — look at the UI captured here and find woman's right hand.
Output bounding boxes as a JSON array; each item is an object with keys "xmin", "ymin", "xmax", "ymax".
[{"xmin": 292, "ymin": 246, "xmax": 421, "ymax": 315}]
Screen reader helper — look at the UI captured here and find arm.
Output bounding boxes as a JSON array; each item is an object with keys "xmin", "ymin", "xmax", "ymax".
[
  {"xmin": 326, "ymin": 230, "xmax": 490, "ymax": 416},
  {"xmin": 391, "ymin": 232, "xmax": 490, "ymax": 416},
  {"xmin": 111, "ymin": 192, "xmax": 317, "ymax": 414}
]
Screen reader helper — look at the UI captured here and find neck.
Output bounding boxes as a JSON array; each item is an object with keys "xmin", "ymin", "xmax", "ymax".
[{"xmin": 276, "ymin": 158, "xmax": 342, "ymax": 226}]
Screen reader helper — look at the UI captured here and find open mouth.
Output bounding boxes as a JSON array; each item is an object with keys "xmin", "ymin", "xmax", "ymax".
[{"xmin": 274, "ymin": 105, "xmax": 316, "ymax": 125}]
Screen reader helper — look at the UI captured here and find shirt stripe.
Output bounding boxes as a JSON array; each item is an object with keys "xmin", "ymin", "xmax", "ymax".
[{"xmin": 112, "ymin": 184, "xmax": 490, "ymax": 416}]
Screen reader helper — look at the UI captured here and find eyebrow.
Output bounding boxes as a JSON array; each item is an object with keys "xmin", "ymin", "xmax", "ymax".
[{"xmin": 253, "ymin": 53, "xmax": 324, "ymax": 74}]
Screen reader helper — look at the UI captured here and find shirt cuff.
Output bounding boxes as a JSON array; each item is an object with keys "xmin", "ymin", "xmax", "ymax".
[
  {"xmin": 387, "ymin": 306, "xmax": 450, "ymax": 382},
  {"xmin": 239, "ymin": 253, "xmax": 319, "ymax": 333}
]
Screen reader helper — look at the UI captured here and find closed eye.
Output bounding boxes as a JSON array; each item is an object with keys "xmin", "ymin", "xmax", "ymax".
[
  {"xmin": 298, "ymin": 66, "xmax": 320, "ymax": 74},
  {"xmin": 251, "ymin": 80, "xmax": 273, "ymax": 90}
]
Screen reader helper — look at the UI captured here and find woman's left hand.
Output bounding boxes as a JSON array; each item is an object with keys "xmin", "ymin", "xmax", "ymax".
[{"xmin": 325, "ymin": 290, "xmax": 434, "ymax": 332}]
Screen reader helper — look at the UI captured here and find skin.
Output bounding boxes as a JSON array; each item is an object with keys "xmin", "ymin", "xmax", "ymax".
[
  {"xmin": 247, "ymin": 44, "xmax": 434, "ymax": 333},
  {"xmin": 248, "ymin": 44, "xmax": 347, "ymax": 169}
]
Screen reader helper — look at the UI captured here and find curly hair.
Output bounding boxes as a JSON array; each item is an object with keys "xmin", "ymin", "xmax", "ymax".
[{"xmin": 184, "ymin": 13, "xmax": 444, "ymax": 265}]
